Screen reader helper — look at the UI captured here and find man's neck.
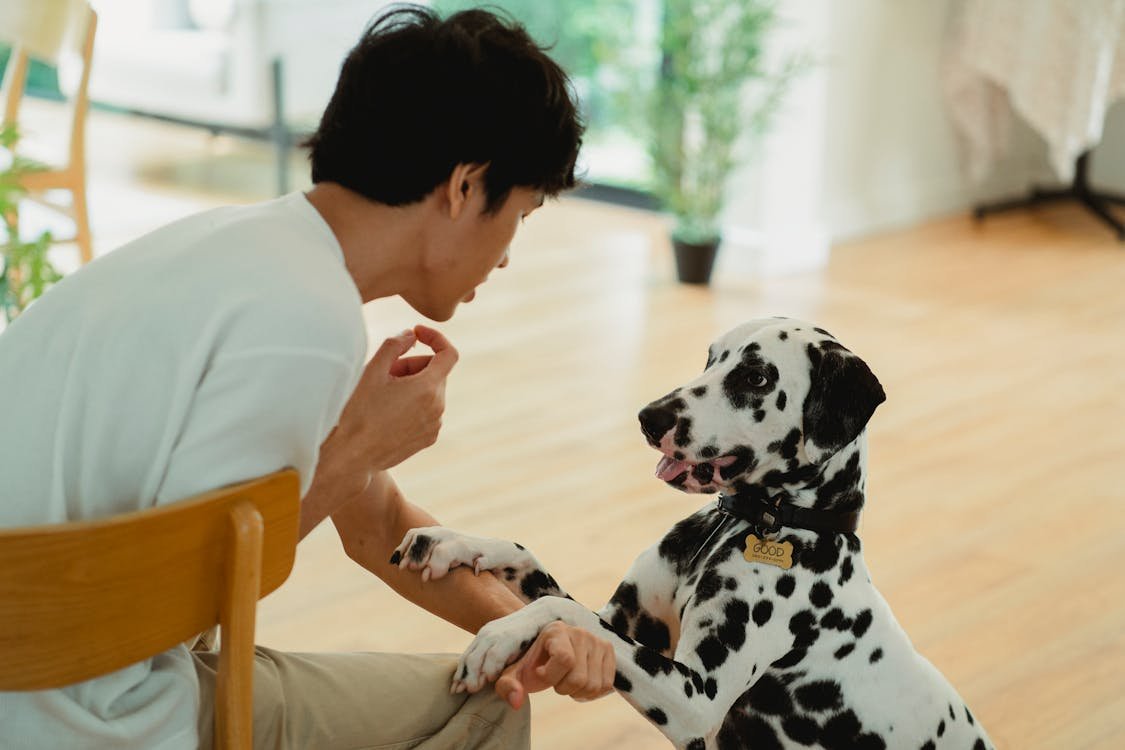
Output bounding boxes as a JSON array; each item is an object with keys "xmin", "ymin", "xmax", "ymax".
[{"xmin": 304, "ymin": 182, "xmax": 430, "ymax": 304}]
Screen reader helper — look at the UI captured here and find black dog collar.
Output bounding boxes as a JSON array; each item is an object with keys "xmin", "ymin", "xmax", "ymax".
[{"xmin": 717, "ymin": 493, "xmax": 861, "ymax": 535}]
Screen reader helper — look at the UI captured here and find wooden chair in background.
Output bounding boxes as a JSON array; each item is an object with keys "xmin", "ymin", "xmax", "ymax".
[
  {"xmin": 0, "ymin": 469, "xmax": 300, "ymax": 750},
  {"xmin": 1, "ymin": 2, "xmax": 97, "ymax": 263}
]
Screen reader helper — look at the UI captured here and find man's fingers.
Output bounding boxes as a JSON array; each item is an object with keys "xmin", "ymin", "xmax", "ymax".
[
  {"xmin": 539, "ymin": 632, "xmax": 581, "ymax": 694},
  {"xmin": 495, "ymin": 666, "xmax": 526, "ymax": 710},
  {"xmin": 369, "ymin": 329, "xmax": 416, "ymax": 373},
  {"xmin": 388, "ymin": 355, "xmax": 433, "ymax": 377},
  {"xmin": 414, "ymin": 325, "xmax": 459, "ymax": 377}
]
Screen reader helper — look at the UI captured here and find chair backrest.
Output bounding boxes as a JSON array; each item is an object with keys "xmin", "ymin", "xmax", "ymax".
[
  {"xmin": 1, "ymin": 2, "xmax": 97, "ymax": 166},
  {"xmin": 0, "ymin": 469, "xmax": 300, "ymax": 748}
]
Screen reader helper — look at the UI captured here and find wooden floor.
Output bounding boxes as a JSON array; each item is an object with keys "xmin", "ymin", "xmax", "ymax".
[{"xmin": 22, "ymin": 101, "xmax": 1125, "ymax": 749}]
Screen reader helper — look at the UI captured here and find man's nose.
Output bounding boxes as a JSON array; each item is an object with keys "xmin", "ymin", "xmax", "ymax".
[{"xmin": 638, "ymin": 406, "xmax": 677, "ymax": 444}]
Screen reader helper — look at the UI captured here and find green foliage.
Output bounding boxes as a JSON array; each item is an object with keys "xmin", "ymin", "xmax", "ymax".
[
  {"xmin": 431, "ymin": 0, "xmax": 647, "ymax": 135},
  {"xmin": 0, "ymin": 124, "xmax": 60, "ymax": 322},
  {"xmin": 651, "ymin": 0, "xmax": 803, "ymax": 243}
]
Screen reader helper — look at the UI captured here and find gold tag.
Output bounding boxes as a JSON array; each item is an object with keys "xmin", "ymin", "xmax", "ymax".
[{"xmin": 743, "ymin": 534, "xmax": 794, "ymax": 569}]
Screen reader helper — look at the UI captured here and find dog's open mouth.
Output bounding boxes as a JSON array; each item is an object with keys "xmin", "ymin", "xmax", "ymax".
[{"xmin": 654, "ymin": 454, "xmax": 738, "ymax": 486}]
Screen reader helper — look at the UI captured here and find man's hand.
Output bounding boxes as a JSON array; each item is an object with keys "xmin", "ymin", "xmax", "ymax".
[
  {"xmin": 327, "ymin": 325, "xmax": 458, "ymax": 475},
  {"xmin": 493, "ymin": 621, "xmax": 616, "ymax": 710}
]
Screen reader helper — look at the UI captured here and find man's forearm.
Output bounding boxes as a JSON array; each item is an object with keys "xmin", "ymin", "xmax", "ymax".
[{"xmin": 330, "ymin": 471, "xmax": 525, "ymax": 634}]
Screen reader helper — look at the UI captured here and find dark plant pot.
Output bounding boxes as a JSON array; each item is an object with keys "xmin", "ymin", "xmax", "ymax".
[{"xmin": 672, "ymin": 237, "xmax": 720, "ymax": 285}]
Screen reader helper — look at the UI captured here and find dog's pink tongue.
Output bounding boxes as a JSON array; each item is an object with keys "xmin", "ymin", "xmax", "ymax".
[{"xmin": 656, "ymin": 456, "xmax": 692, "ymax": 481}]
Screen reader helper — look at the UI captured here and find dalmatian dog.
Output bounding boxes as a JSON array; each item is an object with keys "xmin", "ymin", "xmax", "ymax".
[{"xmin": 392, "ymin": 318, "xmax": 993, "ymax": 750}]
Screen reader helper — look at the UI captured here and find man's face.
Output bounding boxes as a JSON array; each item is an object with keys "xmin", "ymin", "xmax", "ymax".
[{"xmin": 416, "ymin": 184, "xmax": 544, "ymax": 321}]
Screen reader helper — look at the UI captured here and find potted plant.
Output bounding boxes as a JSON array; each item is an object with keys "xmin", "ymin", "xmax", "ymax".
[
  {"xmin": 650, "ymin": 0, "xmax": 802, "ymax": 285},
  {"xmin": 0, "ymin": 124, "xmax": 59, "ymax": 324}
]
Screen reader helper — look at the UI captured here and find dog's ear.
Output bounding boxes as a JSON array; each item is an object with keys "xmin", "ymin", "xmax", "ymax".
[{"xmin": 802, "ymin": 343, "xmax": 885, "ymax": 464}]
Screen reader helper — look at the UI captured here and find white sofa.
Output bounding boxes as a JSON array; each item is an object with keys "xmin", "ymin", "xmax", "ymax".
[{"xmin": 87, "ymin": 0, "xmax": 390, "ymax": 192}]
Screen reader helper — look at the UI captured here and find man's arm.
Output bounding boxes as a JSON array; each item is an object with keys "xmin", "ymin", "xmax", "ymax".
[{"xmin": 330, "ymin": 471, "xmax": 524, "ymax": 632}]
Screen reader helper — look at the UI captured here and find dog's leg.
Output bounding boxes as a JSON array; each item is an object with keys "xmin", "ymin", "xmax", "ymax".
[
  {"xmin": 392, "ymin": 526, "xmax": 570, "ymax": 602},
  {"xmin": 456, "ymin": 594, "xmax": 791, "ymax": 750}
]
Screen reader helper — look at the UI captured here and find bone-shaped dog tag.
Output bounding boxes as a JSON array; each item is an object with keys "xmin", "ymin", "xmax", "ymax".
[{"xmin": 744, "ymin": 534, "xmax": 794, "ymax": 569}]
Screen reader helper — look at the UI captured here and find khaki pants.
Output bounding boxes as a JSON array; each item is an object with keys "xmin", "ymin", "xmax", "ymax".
[{"xmin": 192, "ymin": 647, "xmax": 530, "ymax": 750}]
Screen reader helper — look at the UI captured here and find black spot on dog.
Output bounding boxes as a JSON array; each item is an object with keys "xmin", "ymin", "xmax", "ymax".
[
  {"xmin": 613, "ymin": 671, "xmax": 632, "ymax": 692},
  {"xmin": 779, "ymin": 331, "xmax": 789, "ymax": 340},
  {"xmin": 720, "ymin": 350, "xmax": 730, "ymax": 362},
  {"xmin": 674, "ymin": 451, "xmax": 684, "ymax": 460},
  {"xmin": 834, "ymin": 643, "xmax": 855, "ymax": 659},
  {"xmin": 870, "ymin": 648, "xmax": 883, "ymax": 663},
  {"xmin": 704, "ymin": 678, "xmax": 718, "ymax": 699},
  {"xmin": 966, "ymin": 706, "xmax": 975, "ymax": 725},
  {"xmin": 813, "ymin": 327, "xmax": 833, "ymax": 337},
  {"xmin": 719, "ymin": 445, "xmax": 757, "ymax": 480},
  {"xmin": 684, "ymin": 680, "xmax": 693, "ymax": 697},
  {"xmin": 700, "ymin": 445, "xmax": 719, "ymax": 459},
  {"xmin": 388, "ymin": 550, "xmax": 402, "ymax": 565},
  {"xmin": 745, "ymin": 672, "xmax": 793, "ymax": 715},
  {"xmin": 514, "ymin": 542, "xmax": 525, "ymax": 550},
  {"xmin": 674, "ymin": 417, "xmax": 693, "ymax": 447},
  {"xmin": 820, "ymin": 608, "xmax": 846, "ymax": 630},
  {"xmin": 754, "ymin": 409, "xmax": 767, "ymax": 422},
  {"xmin": 789, "ymin": 610, "xmax": 820, "ymax": 649},
  {"xmin": 658, "ymin": 510, "xmax": 718, "ymax": 573},
  {"xmin": 795, "ymin": 680, "xmax": 843, "ymax": 712},
  {"xmin": 693, "ymin": 462, "xmax": 715, "ymax": 483},
  {"xmin": 609, "ymin": 582, "xmax": 639, "ymax": 615},
  {"xmin": 783, "ymin": 715, "xmax": 820, "ymax": 744},
  {"xmin": 920, "ymin": 741, "xmax": 935, "ymax": 750},
  {"xmin": 645, "ymin": 707, "xmax": 668, "ymax": 725},
  {"xmin": 696, "ymin": 636, "xmax": 728, "ymax": 671},
  {"xmin": 776, "ymin": 390, "xmax": 788, "ymax": 410},
  {"xmin": 820, "ymin": 709, "xmax": 886, "ymax": 750},
  {"xmin": 815, "ymin": 451, "xmax": 865, "ymax": 511},
  {"xmin": 771, "ymin": 647, "xmax": 806, "ymax": 669},
  {"xmin": 948, "ymin": 704, "xmax": 956, "ymax": 721},
  {"xmin": 407, "ymin": 535, "xmax": 433, "ymax": 563},
  {"xmin": 734, "ymin": 715, "xmax": 786, "ymax": 750},
  {"xmin": 692, "ymin": 385, "xmax": 708, "ymax": 397},
  {"xmin": 752, "ymin": 600, "xmax": 773, "ymax": 626},
  {"xmin": 809, "ymin": 581, "xmax": 834, "ymax": 608},
  {"xmin": 686, "ymin": 740, "xmax": 705, "ymax": 750},
  {"xmin": 636, "ymin": 613, "xmax": 671, "ymax": 652},
  {"xmin": 852, "ymin": 609, "xmax": 873, "ymax": 638},
  {"xmin": 839, "ymin": 556, "xmax": 854, "ymax": 586},
  {"xmin": 973, "ymin": 740, "xmax": 986, "ymax": 750},
  {"xmin": 633, "ymin": 645, "xmax": 672, "ymax": 677},
  {"xmin": 695, "ymin": 569, "xmax": 725, "ymax": 605},
  {"xmin": 936, "ymin": 719, "xmax": 945, "ymax": 737},
  {"xmin": 718, "ymin": 599, "xmax": 750, "ymax": 651},
  {"xmin": 520, "ymin": 570, "xmax": 560, "ymax": 600},
  {"xmin": 776, "ymin": 574, "xmax": 796, "ymax": 598},
  {"xmin": 798, "ymin": 534, "xmax": 842, "ymax": 573}
]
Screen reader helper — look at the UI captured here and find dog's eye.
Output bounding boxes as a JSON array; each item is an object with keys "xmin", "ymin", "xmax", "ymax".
[{"xmin": 749, "ymin": 373, "xmax": 768, "ymax": 387}]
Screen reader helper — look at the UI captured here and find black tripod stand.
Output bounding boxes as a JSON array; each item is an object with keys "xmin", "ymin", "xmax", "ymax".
[{"xmin": 973, "ymin": 151, "xmax": 1125, "ymax": 241}]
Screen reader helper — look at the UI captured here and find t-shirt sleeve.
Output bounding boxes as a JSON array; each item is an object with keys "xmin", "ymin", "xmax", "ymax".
[{"xmin": 154, "ymin": 346, "xmax": 361, "ymax": 505}]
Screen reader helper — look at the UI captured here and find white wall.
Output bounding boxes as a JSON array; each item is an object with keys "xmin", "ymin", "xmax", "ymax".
[{"xmin": 717, "ymin": 0, "xmax": 1125, "ymax": 279}]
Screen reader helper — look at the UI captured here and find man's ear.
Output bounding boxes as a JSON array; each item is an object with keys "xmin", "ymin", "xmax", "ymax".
[
  {"xmin": 802, "ymin": 344, "xmax": 886, "ymax": 464},
  {"xmin": 444, "ymin": 162, "xmax": 489, "ymax": 220}
]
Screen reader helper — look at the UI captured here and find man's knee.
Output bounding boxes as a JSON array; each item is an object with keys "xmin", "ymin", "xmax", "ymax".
[{"xmin": 458, "ymin": 689, "xmax": 530, "ymax": 750}]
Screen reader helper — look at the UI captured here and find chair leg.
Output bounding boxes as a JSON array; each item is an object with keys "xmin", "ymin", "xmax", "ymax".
[{"xmin": 72, "ymin": 185, "xmax": 93, "ymax": 264}]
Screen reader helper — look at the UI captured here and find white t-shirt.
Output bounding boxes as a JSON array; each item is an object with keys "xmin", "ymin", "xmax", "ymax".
[{"xmin": 0, "ymin": 192, "xmax": 367, "ymax": 749}]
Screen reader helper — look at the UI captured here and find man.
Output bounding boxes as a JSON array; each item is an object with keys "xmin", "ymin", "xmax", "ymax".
[{"xmin": 0, "ymin": 6, "xmax": 614, "ymax": 749}]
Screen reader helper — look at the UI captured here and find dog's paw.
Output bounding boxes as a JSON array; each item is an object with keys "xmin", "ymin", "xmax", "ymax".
[
  {"xmin": 391, "ymin": 526, "xmax": 521, "ymax": 582},
  {"xmin": 452, "ymin": 612, "xmax": 544, "ymax": 694}
]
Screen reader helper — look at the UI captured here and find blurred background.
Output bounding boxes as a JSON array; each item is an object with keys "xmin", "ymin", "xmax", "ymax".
[{"xmin": 2, "ymin": 1, "xmax": 1124, "ymax": 748}]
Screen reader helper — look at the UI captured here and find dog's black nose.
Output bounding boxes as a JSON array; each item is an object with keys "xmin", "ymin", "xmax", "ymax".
[{"xmin": 638, "ymin": 406, "xmax": 677, "ymax": 444}]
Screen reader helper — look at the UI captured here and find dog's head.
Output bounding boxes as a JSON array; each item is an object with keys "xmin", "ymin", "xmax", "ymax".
[{"xmin": 638, "ymin": 318, "xmax": 885, "ymax": 494}]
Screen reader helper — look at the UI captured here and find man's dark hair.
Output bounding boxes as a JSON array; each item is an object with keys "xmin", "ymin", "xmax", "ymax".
[{"xmin": 304, "ymin": 4, "xmax": 584, "ymax": 213}]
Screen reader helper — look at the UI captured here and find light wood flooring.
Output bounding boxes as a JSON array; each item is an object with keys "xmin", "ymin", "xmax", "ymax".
[{"xmin": 19, "ymin": 101, "xmax": 1125, "ymax": 749}]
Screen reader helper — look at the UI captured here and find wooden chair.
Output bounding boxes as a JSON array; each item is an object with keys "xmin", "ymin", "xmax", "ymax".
[
  {"xmin": 0, "ymin": 469, "xmax": 301, "ymax": 749},
  {"xmin": 1, "ymin": 2, "xmax": 97, "ymax": 263}
]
